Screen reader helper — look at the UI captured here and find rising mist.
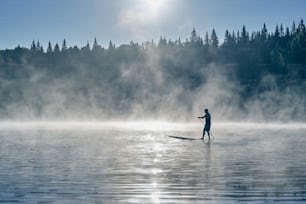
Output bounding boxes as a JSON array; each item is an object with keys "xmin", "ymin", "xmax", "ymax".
[{"xmin": 0, "ymin": 20, "xmax": 306, "ymax": 122}]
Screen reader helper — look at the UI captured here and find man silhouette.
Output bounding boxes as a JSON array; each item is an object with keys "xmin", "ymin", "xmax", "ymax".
[{"xmin": 198, "ymin": 109, "xmax": 211, "ymax": 140}]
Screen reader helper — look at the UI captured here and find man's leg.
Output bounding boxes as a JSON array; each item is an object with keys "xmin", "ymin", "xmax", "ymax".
[
  {"xmin": 207, "ymin": 131, "xmax": 210, "ymax": 140},
  {"xmin": 201, "ymin": 129, "xmax": 205, "ymax": 139}
]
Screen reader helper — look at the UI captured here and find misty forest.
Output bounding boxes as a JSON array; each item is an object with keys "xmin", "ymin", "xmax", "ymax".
[{"xmin": 0, "ymin": 19, "xmax": 306, "ymax": 121}]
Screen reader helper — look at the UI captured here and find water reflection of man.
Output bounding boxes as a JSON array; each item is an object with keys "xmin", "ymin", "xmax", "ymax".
[{"xmin": 198, "ymin": 108, "xmax": 211, "ymax": 140}]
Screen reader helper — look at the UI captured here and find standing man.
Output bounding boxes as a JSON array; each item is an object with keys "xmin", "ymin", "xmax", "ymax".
[{"xmin": 198, "ymin": 108, "xmax": 211, "ymax": 140}]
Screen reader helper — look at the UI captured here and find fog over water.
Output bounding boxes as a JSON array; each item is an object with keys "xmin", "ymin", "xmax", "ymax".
[
  {"xmin": 1, "ymin": 17, "xmax": 306, "ymax": 203},
  {"xmin": 1, "ymin": 43, "xmax": 305, "ymax": 122},
  {"xmin": 1, "ymin": 62, "xmax": 304, "ymax": 122},
  {"xmin": 0, "ymin": 122, "xmax": 305, "ymax": 203}
]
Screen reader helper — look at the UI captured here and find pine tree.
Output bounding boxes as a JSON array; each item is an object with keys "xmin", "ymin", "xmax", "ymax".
[
  {"xmin": 285, "ymin": 27, "xmax": 290, "ymax": 37},
  {"xmin": 39, "ymin": 44, "xmax": 44, "ymax": 53},
  {"xmin": 241, "ymin": 25, "xmax": 249, "ymax": 45},
  {"xmin": 30, "ymin": 40, "xmax": 36, "ymax": 51},
  {"xmin": 83, "ymin": 41, "xmax": 91, "ymax": 52},
  {"xmin": 297, "ymin": 19, "xmax": 305, "ymax": 33},
  {"xmin": 62, "ymin": 39, "xmax": 67, "ymax": 51},
  {"xmin": 54, "ymin": 43, "xmax": 60, "ymax": 53},
  {"xmin": 92, "ymin": 37, "xmax": 100, "ymax": 51},
  {"xmin": 210, "ymin": 29, "xmax": 219, "ymax": 48},
  {"xmin": 36, "ymin": 41, "xmax": 41, "ymax": 51},
  {"xmin": 190, "ymin": 28, "xmax": 197, "ymax": 43},
  {"xmin": 204, "ymin": 32, "xmax": 209, "ymax": 47},
  {"xmin": 261, "ymin": 23, "xmax": 268, "ymax": 40},
  {"xmin": 158, "ymin": 37, "xmax": 167, "ymax": 47},
  {"xmin": 47, "ymin": 41, "xmax": 53, "ymax": 53},
  {"xmin": 176, "ymin": 37, "xmax": 182, "ymax": 46},
  {"xmin": 189, "ymin": 28, "xmax": 203, "ymax": 47},
  {"xmin": 108, "ymin": 41, "xmax": 114, "ymax": 50},
  {"xmin": 36, "ymin": 41, "xmax": 44, "ymax": 52},
  {"xmin": 274, "ymin": 24, "xmax": 280, "ymax": 38},
  {"xmin": 224, "ymin": 30, "xmax": 230, "ymax": 46}
]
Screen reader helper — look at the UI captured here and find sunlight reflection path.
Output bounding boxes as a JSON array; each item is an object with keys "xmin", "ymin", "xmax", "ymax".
[{"xmin": 1, "ymin": 121, "xmax": 306, "ymax": 203}]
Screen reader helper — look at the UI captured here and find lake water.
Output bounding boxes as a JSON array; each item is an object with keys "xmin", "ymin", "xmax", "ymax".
[{"xmin": 0, "ymin": 122, "xmax": 306, "ymax": 203}]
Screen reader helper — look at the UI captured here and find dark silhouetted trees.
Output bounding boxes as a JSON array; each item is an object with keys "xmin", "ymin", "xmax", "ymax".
[{"xmin": 0, "ymin": 19, "xmax": 306, "ymax": 119}]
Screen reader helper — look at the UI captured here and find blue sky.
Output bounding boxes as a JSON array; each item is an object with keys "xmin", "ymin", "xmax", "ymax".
[{"xmin": 0, "ymin": 0, "xmax": 305, "ymax": 49}]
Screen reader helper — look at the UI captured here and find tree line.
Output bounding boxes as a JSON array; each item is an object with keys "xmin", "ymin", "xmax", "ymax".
[{"xmin": 0, "ymin": 19, "xmax": 305, "ymax": 120}]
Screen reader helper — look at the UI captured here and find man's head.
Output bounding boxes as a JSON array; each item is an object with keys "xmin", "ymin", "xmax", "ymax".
[{"xmin": 204, "ymin": 108, "xmax": 208, "ymax": 113}]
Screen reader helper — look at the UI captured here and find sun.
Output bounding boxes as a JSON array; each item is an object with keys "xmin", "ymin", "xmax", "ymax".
[
  {"xmin": 116, "ymin": 0, "xmax": 174, "ymax": 41},
  {"xmin": 141, "ymin": 0, "xmax": 167, "ymax": 18},
  {"xmin": 144, "ymin": 0, "xmax": 164, "ymax": 9}
]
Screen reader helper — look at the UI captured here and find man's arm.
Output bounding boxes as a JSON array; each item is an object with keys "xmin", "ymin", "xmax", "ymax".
[{"xmin": 198, "ymin": 115, "xmax": 206, "ymax": 119}]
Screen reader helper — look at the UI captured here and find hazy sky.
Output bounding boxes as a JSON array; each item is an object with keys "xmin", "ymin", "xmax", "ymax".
[{"xmin": 0, "ymin": 0, "xmax": 305, "ymax": 49}]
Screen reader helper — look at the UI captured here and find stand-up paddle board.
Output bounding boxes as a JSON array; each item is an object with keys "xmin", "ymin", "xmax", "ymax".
[{"xmin": 168, "ymin": 135, "xmax": 202, "ymax": 140}]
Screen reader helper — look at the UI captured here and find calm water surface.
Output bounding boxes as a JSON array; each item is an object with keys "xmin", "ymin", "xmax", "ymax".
[{"xmin": 0, "ymin": 122, "xmax": 305, "ymax": 203}]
